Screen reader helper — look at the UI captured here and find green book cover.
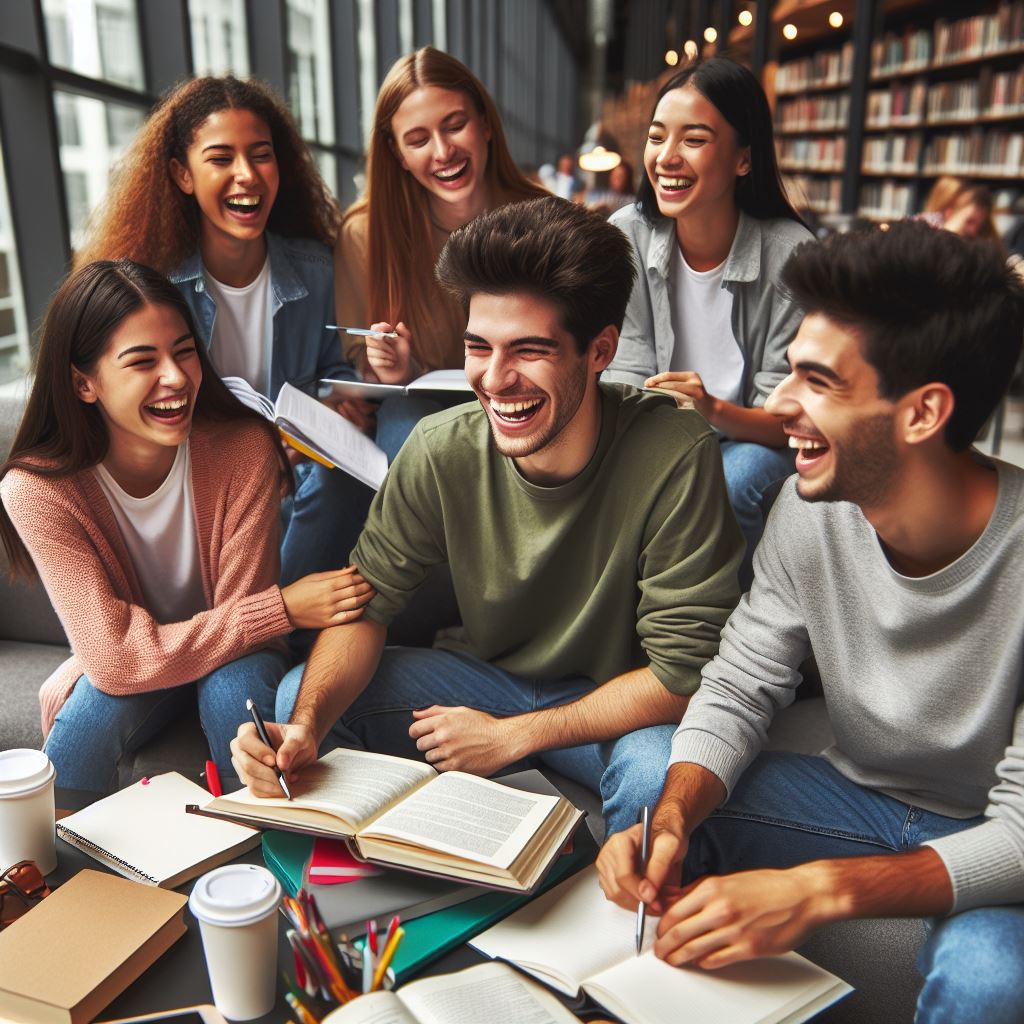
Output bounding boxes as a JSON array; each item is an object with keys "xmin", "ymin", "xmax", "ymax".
[{"xmin": 262, "ymin": 829, "xmax": 311, "ymax": 897}]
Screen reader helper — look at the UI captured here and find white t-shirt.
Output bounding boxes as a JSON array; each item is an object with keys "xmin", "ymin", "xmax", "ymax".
[
  {"xmin": 205, "ymin": 256, "xmax": 273, "ymax": 392},
  {"xmin": 94, "ymin": 443, "xmax": 206, "ymax": 626},
  {"xmin": 668, "ymin": 245, "xmax": 745, "ymax": 407}
]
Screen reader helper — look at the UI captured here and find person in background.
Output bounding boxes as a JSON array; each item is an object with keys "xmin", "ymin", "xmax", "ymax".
[
  {"xmin": 73, "ymin": 75, "xmax": 365, "ymax": 594},
  {"xmin": 585, "ymin": 160, "xmax": 637, "ymax": 217},
  {"xmin": 335, "ymin": 46, "xmax": 547, "ymax": 460},
  {"xmin": 0, "ymin": 261, "xmax": 372, "ymax": 793},
  {"xmin": 921, "ymin": 176, "xmax": 1000, "ymax": 242},
  {"xmin": 605, "ymin": 57, "xmax": 812, "ymax": 589}
]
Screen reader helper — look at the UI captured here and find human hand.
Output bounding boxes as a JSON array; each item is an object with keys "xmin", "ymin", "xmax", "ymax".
[
  {"xmin": 597, "ymin": 799, "xmax": 688, "ymax": 914},
  {"xmin": 654, "ymin": 865, "xmax": 832, "ymax": 969},
  {"xmin": 328, "ymin": 396, "xmax": 378, "ymax": 434},
  {"xmin": 280, "ymin": 566, "xmax": 375, "ymax": 629},
  {"xmin": 284, "ymin": 444, "xmax": 309, "ymax": 467},
  {"xmin": 645, "ymin": 371, "xmax": 719, "ymax": 420},
  {"xmin": 408, "ymin": 705, "xmax": 516, "ymax": 775},
  {"xmin": 230, "ymin": 720, "xmax": 318, "ymax": 796},
  {"xmin": 365, "ymin": 321, "xmax": 415, "ymax": 385}
]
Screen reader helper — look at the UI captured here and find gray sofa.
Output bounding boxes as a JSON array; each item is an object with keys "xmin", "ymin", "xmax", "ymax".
[{"xmin": 0, "ymin": 391, "xmax": 924, "ymax": 1022}]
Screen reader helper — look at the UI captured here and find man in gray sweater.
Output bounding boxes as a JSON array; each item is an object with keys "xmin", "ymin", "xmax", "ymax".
[{"xmin": 597, "ymin": 221, "xmax": 1024, "ymax": 1022}]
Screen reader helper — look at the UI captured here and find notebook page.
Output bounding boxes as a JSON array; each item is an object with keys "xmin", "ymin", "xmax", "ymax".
[
  {"xmin": 56, "ymin": 773, "xmax": 256, "ymax": 884},
  {"xmin": 219, "ymin": 749, "xmax": 435, "ymax": 829},
  {"xmin": 470, "ymin": 866, "xmax": 642, "ymax": 994},
  {"xmin": 325, "ymin": 991, "xmax": 418, "ymax": 1024},
  {"xmin": 361, "ymin": 772, "xmax": 559, "ymax": 869}
]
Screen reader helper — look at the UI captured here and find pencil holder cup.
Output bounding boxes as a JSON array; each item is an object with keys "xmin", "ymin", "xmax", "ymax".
[
  {"xmin": 0, "ymin": 750, "xmax": 56, "ymax": 875},
  {"xmin": 190, "ymin": 864, "xmax": 282, "ymax": 1020}
]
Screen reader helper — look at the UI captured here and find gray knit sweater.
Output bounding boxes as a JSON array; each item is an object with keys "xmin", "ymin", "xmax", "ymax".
[{"xmin": 671, "ymin": 462, "xmax": 1024, "ymax": 912}]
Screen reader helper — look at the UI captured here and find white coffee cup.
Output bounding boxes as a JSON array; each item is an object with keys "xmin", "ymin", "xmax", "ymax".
[
  {"xmin": 189, "ymin": 864, "xmax": 282, "ymax": 1020},
  {"xmin": 0, "ymin": 749, "xmax": 57, "ymax": 875}
]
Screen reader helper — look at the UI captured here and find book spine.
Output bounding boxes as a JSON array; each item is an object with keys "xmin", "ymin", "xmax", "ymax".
[{"xmin": 56, "ymin": 825, "xmax": 160, "ymax": 886}]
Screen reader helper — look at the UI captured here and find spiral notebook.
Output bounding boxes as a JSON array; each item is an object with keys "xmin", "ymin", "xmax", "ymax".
[{"xmin": 56, "ymin": 772, "xmax": 260, "ymax": 888}]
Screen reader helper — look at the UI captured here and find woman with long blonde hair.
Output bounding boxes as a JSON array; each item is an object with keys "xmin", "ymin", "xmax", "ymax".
[{"xmin": 336, "ymin": 46, "xmax": 546, "ymax": 456}]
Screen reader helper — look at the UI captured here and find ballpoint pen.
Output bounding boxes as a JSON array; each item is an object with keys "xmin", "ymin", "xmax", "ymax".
[
  {"xmin": 325, "ymin": 325, "xmax": 399, "ymax": 339},
  {"xmin": 246, "ymin": 696, "xmax": 292, "ymax": 800},
  {"xmin": 636, "ymin": 805, "xmax": 651, "ymax": 955}
]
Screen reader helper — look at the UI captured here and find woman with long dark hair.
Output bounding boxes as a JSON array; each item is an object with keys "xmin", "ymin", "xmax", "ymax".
[
  {"xmin": 606, "ymin": 57, "xmax": 812, "ymax": 587},
  {"xmin": 0, "ymin": 261, "xmax": 371, "ymax": 792}
]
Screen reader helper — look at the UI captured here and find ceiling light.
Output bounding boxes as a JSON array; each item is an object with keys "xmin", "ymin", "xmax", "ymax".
[
  {"xmin": 783, "ymin": 23, "xmax": 798, "ymax": 40},
  {"xmin": 665, "ymin": 49, "xmax": 679, "ymax": 65},
  {"xmin": 738, "ymin": 10, "xmax": 753, "ymax": 26},
  {"xmin": 683, "ymin": 39, "xmax": 699, "ymax": 58},
  {"xmin": 829, "ymin": 11, "xmax": 844, "ymax": 28},
  {"xmin": 704, "ymin": 27, "xmax": 717, "ymax": 43}
]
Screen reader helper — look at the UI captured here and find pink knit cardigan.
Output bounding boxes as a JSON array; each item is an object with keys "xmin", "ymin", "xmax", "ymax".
[{"xmin": 0, "ymin": 418, "xmax": 294, "ymax": 736}]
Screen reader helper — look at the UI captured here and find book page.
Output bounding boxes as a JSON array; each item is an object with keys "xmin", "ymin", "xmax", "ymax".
[
  {"xmin": 470, "ymin": 866, "xmax": 637, "ymax": 995},
  {"xmin": 406, "ymin": 369, "xmax": 472, "ymax": 393},
  {"xmin": 217, "ymin": 749, "xmax": 436, "ymax": 830},
  {"xmin": 360, "ymin": 772, "xmax": 560, "ymax": 869},
  {"xmin": 275, "ymin": 382, "xmax": 388, "ymax": 489},
  {"xmin": 401, "ymin": 963, "xmax": 578, "ymax": 1024},
  {"xmin": 324, "ymin": 991, "xmax": 419, "ymax": 1024},
  {"xmin": 222, "ymin": 376, "xmax": 276, "ymax": 419},
  {"xmin": 321, "ymin": 378, "xmax": 407, "ymax": 402}
]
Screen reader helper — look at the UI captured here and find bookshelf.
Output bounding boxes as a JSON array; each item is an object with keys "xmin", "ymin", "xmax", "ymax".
[{"xmin": 769, "ymin": 0, "xmax": 1023, "ymax": 224}]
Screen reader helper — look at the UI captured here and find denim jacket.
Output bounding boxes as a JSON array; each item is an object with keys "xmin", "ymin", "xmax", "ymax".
[
  {"xmin": 605, "ymin": 207, "xmax": 812, "ymax": 408},
  {"xmin": 170, "ymin": 232, "xmax": 355, "ymax": 398}
]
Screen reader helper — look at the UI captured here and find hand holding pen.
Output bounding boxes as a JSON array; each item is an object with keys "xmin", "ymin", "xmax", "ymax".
[
  {"xmin": 245, "ymin": 697, "xmax": 292, "ymax": 800},
  {"xmin": 351, "ymin": 322, "xmax": 416, "ymax": 386},
  {"xmin": 636, "ymin": 805, "xmax": 651, "ymax": 955}
]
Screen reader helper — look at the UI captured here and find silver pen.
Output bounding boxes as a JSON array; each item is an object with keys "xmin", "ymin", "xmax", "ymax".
[
  {"xmin": 636, "ymin": 805, "xmax": 651, "ymax": 954},
  {"xmin": 326, "ymin": 325, "xmax": 399, "ymax": 339}
]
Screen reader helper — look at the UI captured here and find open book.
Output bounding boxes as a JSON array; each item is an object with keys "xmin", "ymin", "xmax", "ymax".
[
  {"xmin": 224, "ymin": 377, "xmax": 387, "ymax": 489},
  {"xmin": 189, "ymin": 749, "xmax": 584, "ymax": 894},
  {"xmin": 322, "ymin": 369, "xmax": 473, "ymax": 403},
  {"xmin": 470, "ymin": 867, "xmax": 852, "ymax": 1024}
]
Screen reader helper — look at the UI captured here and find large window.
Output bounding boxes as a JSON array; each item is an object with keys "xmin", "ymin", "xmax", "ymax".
[
  {"xmin": 42, "ymin": 0, "xmax": 145, "ymax": 89},
  {"xmin": 0, "ymin": 150, "xmax": 30, "ymax": 387},
  {"xmin": 188, "ymin": 0, "xmax": 249, "ymax": 76}
]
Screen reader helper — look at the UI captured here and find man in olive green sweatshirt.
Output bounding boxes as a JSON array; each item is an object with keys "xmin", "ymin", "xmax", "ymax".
[{"xmin": 233, "ymin": 196, "xmax": 743, "ymax": 835}]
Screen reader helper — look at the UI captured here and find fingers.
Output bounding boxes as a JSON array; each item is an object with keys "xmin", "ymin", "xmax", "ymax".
[
  {"xmin": 230, "ymin": 722, "xmax": 283, "ymax": 796},
  {"xmin": 646, "ymin": 372, "xmax": 698, "ymax": 385},
  {"xmin": 642, "ymin": 830, "xmax": 684, "ymax": 903},
  {"xmin": 596, "ymin": 823, "xmax": 646, "ymax": 909}
]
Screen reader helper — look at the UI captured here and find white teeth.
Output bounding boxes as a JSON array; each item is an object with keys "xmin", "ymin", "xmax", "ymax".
[
  {"xmin": 435, "ymin": 160, "xmax": 468, "ymax": 180},
  {"xmin": 658, "ymin": 176, "xmax": 694, "ymax": 189},
  {"xmin": 226, "ymin": 195, "xmax": 260, "ymax": 207},
  {"xmin": 788, "ymin": 437, "xmax": 827, "ymax": 450},
  {"xmin": 148, "ymin": 398, "xmax": 188, "ymax": 411},
  {"xmin": 491, "ymin": 399, "xmax": 541, "ymax": 415}
]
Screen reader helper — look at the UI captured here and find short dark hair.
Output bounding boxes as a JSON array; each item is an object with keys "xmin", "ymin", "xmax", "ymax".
[
  {"xmin": 781, "ymin": 222, "xmax": 1024, "ymax": 450},
  {"xmin": 435, "ymin": 196, "xmax": 637, "ymax": 353}
]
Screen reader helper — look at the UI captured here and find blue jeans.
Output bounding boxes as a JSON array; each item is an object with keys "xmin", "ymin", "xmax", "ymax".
[
  {"xmin": 44, "ymin": 649, "xmax": 289, "ymax": 794},
  {"xmin": 684, "ymin": 752, "xmax": 1024, "ymax": 1024},
  {"xmin": 375, "ymin": 395, "xmax": 444, "ymax": 463},
  {"xmin": 720, "ymin": 440, "xmax": 795, "ymax": 591},
  {"xmin": 276, "ymin": 647, "xmax": 675, "ymax": 836}
]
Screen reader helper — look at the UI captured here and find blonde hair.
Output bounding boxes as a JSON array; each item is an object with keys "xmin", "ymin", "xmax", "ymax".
[
  {"xmin": 923, "ymin": 175, "xmax": 997, "ymax": 241},
  {"xmin": 343, "ymin": 47, "xmax": 545, "ymax": 368},
  {"xmin": 74, "ymin": 76, "xmax": 339, "ymax": 274}
]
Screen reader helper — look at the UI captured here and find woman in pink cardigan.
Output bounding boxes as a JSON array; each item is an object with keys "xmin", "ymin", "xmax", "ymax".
[{"xmin": 0, "ymin": 260, "xmax": 372, "ymax": 792}]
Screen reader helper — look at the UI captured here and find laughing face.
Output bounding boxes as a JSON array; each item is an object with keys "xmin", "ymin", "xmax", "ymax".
[
  {"xmin": 644, "ymin": 84, "xmax": 750, "ymax": 223},
  {"xmin": 765, "ymin": 313, "xmax": 901, "ymax": 507},
  {"xmin": 390, "ymin": 85, "xmax": 491, "ymax": 223},
  {"xmin": 74, "ymin": 302, "xmax": 202, "ymax": 473},
  {"xmin": 170, "ymin": 107, "xmax": 279, "ymax": 256},
  {"xmin": 464, "ymin": 293, "xmax": 612, "ymax": 482}
]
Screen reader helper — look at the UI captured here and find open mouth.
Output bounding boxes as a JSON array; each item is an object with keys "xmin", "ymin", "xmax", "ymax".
[
  {"xmin": 489, "ymin": 397, "xmax": 544, "ymax": 426},
  {"xmin": 224, "ymin": 194, "xmax": 262, "ymax": 214},
  {"xmin": 788, "ymin": 434, "xmax": 830, "ymax": 469},
  {"xmin": 144, "ymin": 395, "xmax": 191, "ymax": 424},
  {"xmin": 657, "ymin": 175, "xmax": 694, "ymax": 194},
  {"xmin": 433, "ymin": 160, "xmax": 470, "ymax": 184}
]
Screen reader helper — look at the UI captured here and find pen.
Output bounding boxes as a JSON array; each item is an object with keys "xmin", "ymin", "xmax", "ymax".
[
  {"xmin": 372, "ymin": 925, "xmax": 404, "ymax": 991},
  {"xmin": 326, "ymin": 325, "xmax": 399, "ymax": 339},
  {"xmin": 203, "ymin": 759, "xmax": 222, "ymax": 797},
  {"xmin": 367, "ymin": 918, "xmax": 379, "ymax": 957},
  {"xmin": 636, "ymin": 805, "xmax": 651, "ymax": 955},
  {"xmin": 362, "ymin": 938, "xmax": 374, "ymax": 994},
  {"xmin": 246, "ymin": 696, "xmax": 292, "ymax": 800},
  {"xmin": 384, "ymin": 914, "xmax": 400, "ymax": 948}
]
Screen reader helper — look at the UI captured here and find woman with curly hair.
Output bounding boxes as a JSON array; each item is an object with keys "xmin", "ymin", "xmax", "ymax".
[
  {"xmin": 76, "ymin": 76, "xmax": 368, "ymax": 590},
  {"xmin": 335, "ymin": 47, "xmax": 546, "ymax": 457}
]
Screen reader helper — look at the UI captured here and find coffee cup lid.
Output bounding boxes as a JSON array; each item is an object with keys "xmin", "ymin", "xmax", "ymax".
[
  {"xmin": 0, "ymin": 749, "xmax": 55, "ymax": 796},
  {"xmin": 189, "ymin": 864, "xmax": 281, "ymax": 926}
]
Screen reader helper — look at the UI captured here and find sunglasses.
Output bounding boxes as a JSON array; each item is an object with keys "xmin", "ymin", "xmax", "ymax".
[{"xmin": 0, "ymin": 860, "xmax": 51, "ymax": 929}]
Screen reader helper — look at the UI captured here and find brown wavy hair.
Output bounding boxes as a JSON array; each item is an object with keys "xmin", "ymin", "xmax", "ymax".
[
  {"xmin": 74, "ymin": 76, "xmax": 339, "ymax": 275},
  {"xmin": 0, "ymin": 260, "xmax": 291, "ymax": 579},
  {"xmin": 343, "ymin": 47, "xmax": 546, "ymax": 368}
]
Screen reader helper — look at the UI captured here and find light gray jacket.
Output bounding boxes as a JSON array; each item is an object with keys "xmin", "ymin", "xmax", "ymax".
[{"xmin": 605, "ymin": 206, "xmax": 812, "ymax": 408}]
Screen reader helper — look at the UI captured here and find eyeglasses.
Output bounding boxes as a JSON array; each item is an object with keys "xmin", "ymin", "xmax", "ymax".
[{"xmin": 0, "ymin": 860, "xmax": 51, "ymax": 929}]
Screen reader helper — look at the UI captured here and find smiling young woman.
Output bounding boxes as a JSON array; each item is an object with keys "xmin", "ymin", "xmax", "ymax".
[
  {"xmin": 605, "ymin": 57, "xmax": 813, "ymax": 589},
  {"xmin": 335, "ymin": 47, "xmax": 547, "ymax": 460},
  {"xmin": 74, "ymin": 76, "xmax": 371, "ymax": 600},
  {"xmin": 0, "ymin": 261, "xmax": 372, "ymax": 793}
]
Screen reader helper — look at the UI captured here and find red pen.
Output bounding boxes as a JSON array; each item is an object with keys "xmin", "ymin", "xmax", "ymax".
[
  {"xmin": 204, "ymin": 760, "xmax": 223, "ymax": 797},
  {"xmin": 384, "ymin": 914, "xmax": 400, "ymax": 947},
  {"xmin": 367, "ymin": 919, "xmax": 379, "ymax": 956}
]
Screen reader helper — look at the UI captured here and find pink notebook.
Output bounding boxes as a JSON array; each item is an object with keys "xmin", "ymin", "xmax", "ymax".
[{"xmin": 308, "ymin": 838, "xmax": 386, "ymax": 885}]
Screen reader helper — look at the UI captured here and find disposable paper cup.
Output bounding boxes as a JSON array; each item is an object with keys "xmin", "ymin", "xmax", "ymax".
[
  {"xmin": 189, "ymin": 864, "xmax": 282, "ymax": 1020},
  {"xmin": 0, "ymin": 749, "xmax": 56, "ymax": 874}
]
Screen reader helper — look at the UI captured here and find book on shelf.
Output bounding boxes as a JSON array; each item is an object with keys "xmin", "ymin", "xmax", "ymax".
[
  {"xmin": 470, "ymin": 866, "xmax": 852, "ymax": 1024},
  {"xmin": 56, "ymin": 772, "xmax": 260, "ymax": 888},
  {"xmin": 189, "ymin": 748, "xmax": 584, "ymax": 894},
  {"xmin": 0, "ymin": 870, "xmax": 187, "ymax": 1024},
  {"xmin": 224, "ymin": 377, "xmax": 388, "ymax": 489},
  {"xmin": 321, "ymin": 369, "xmax": 473, "ymax": 403},
  {"xmin": 322, "ymin": 961, "xmax": 583, "ymax": 1024}
]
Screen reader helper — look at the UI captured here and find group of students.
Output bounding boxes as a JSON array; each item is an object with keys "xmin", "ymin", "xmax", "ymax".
[{"xmin": 0, "ymin": 45, "xmax": 1022, "ymax": 1023}]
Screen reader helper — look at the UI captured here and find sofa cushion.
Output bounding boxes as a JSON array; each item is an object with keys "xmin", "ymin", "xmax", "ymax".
[{"xmin": 0, "ymin": 639, "xmax": 71, "ymax": 750}]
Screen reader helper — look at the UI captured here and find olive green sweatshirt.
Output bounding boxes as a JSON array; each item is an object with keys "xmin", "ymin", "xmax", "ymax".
[{"xmin": 352, "ymin": 383, "xmax": 742, "ymax": 695}]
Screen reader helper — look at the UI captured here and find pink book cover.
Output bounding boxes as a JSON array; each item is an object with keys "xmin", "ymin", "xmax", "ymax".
[{"xmin": 308, "ymin": 838, "xmax": 386, "ymax": 885}]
